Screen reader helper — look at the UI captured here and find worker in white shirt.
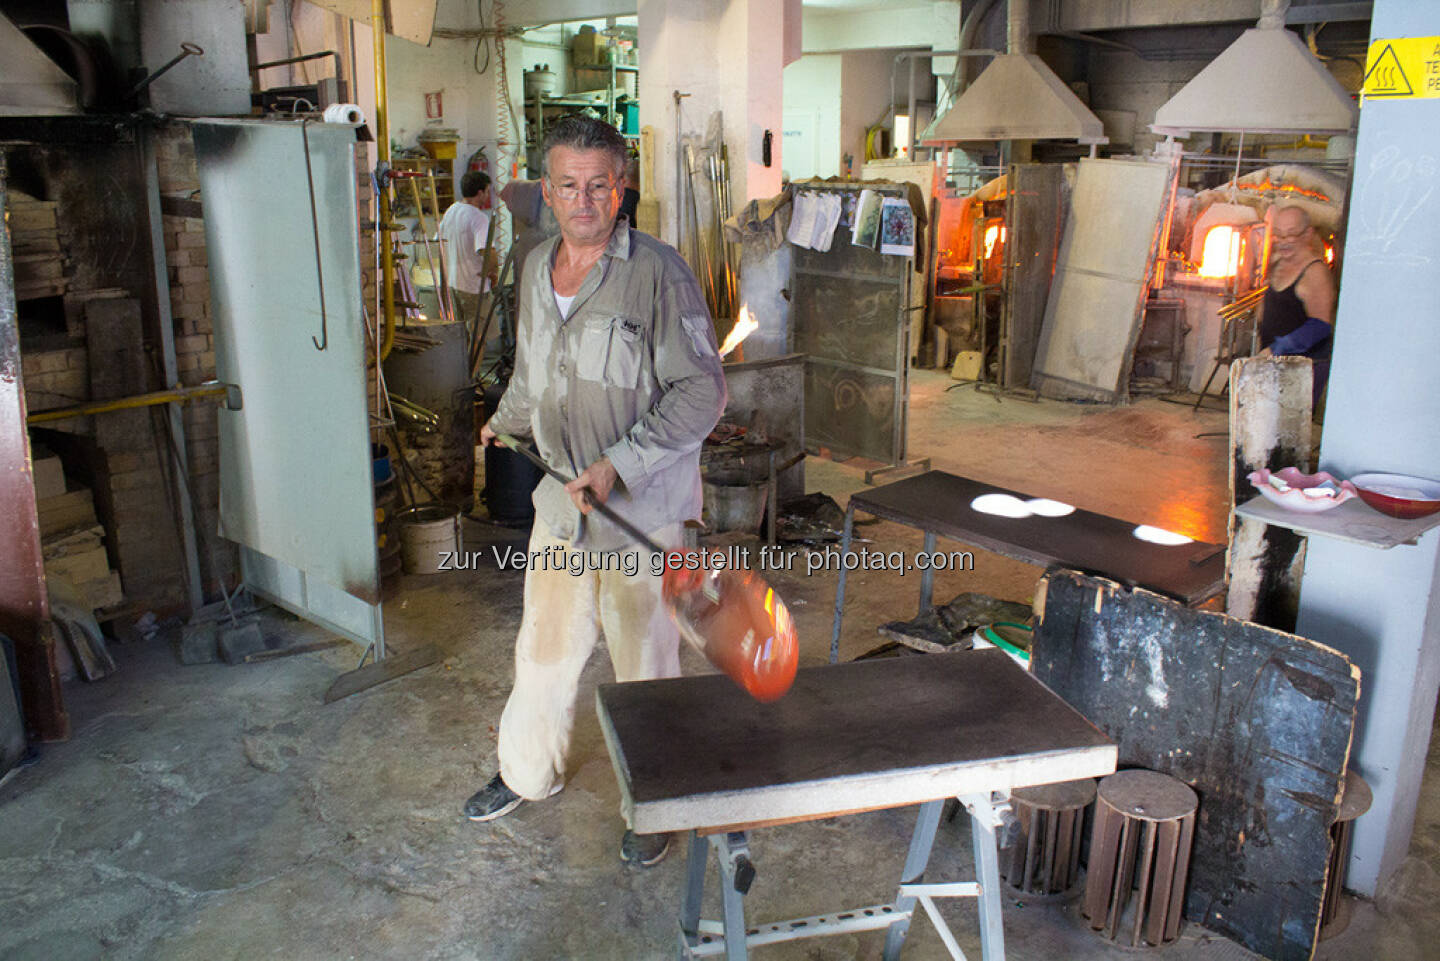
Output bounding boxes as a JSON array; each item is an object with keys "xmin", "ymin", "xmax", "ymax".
[{"xmin": 438, "ymin": 170, "xmax": 498, "ymax": 331}]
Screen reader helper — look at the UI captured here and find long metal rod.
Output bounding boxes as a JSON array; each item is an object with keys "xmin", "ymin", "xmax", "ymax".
[
  {"xmin": 28, "ymin": 384, "xmax": 229, "ymax": 424},
  {"xmin": 494, "ymin": 434, "xmax": 668, "ymax": 555},
  {"xmin": 373, "ymin": 0, "xmax": 396, "ymax": 360}
]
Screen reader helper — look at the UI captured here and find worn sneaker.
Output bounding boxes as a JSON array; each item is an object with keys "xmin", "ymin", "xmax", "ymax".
[
  {"xmin": 463, "ymin": 774, "xmax": 524, "ymax": 821},
  {"xmin": 620, "ymin": 830, "xmax": 672, "ymax": 867}
]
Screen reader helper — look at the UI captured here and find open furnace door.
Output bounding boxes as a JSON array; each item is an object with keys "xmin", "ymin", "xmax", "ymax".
[
  {"xmin": 1031, "ymin": 157, "xmax": 1174, "ymax": 402},
  {"xmin": 193, "ymin": 120, "xmax": 382, "ymax": 651}
]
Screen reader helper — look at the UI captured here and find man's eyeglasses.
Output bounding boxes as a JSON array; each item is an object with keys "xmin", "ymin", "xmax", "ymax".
[{"xmin": 547, "ymin": 178, "xmax": 617, "ymax": 203}]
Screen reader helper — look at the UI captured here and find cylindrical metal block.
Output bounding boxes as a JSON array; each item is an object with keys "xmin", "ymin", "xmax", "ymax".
[
  {"xmin": 1082, "ymin": 770, "xmax": 1199, "ymax": 948},
  {"xmin": 1320, "ymin": 769, "xmax": 1373, "ymax": 940},
  {"xmin": 1002, "ymin": 778, "xmax": 1097, "ymax": 898}
]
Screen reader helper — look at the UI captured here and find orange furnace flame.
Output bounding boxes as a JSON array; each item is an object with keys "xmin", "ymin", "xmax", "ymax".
[
  {"xmin": 1198, "ymin": 225, "xmax": 1242, "ymax": 278},
  {"xmin": 719, "ymin": 305, "xmax": 758, "ymax": 358},
  {"xmin": 1234, "ymin": 179, "xmax": 1331, "ymax": 203}
]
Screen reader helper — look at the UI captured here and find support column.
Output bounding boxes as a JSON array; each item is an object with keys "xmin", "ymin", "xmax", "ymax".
[{"xmin": 1293, "ymin": 0, "xmax": 1440, "ymax": 897}]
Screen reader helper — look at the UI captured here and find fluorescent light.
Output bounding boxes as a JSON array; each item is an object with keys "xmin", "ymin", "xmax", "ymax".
[{"xmin": 893, "ymin": 114, "xmax": 911, "ymax": 159}]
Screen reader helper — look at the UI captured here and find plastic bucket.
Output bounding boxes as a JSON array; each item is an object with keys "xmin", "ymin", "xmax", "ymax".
[{"xmin": 399, "ymin": 505, "xmax": 461, "ymax": 575}]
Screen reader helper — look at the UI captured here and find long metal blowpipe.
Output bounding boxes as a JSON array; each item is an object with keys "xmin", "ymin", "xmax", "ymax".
[
  {"xmin": 495, "ymin": 434, "xmax": 668, "ymax": 554},
  {"xmin": 492, "ymin": 434, "xmax": 799, "ymax": 702}
]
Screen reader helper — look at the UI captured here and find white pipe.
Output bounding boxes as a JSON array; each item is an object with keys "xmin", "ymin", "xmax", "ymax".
[
  {"xmin": 1007, "ymin": 0, "xmax": 1030, "ymax": 55},
  {"xmin": 955, "ymin": 0, "xmax": 1002, "ymax": 95},
  {"xmin": 1258, "ymin": 0, "xmax": 1289, "ymax": 30}
]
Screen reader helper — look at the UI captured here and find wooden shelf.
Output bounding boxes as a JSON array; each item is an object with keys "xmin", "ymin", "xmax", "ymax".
[
  {"xmin": 1234, "ymin": 496, "xmax": 1440, "ymax": 549},
  {"xmin": 391, "ymin": 156, "xmax": 454, "ymax": 214}
]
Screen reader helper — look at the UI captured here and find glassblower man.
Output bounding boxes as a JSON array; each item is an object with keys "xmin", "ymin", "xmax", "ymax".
[{"xmin": 465, "ymin": 116, "xmax": 726, "ymax": 868}]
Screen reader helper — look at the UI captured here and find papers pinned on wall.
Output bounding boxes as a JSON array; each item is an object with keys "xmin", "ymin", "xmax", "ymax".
[
  {"xmin": 878, "ymin": 197, "xmax": 915, "ymax": 257},
  {"xmin": 786, "ymin": 191, "xmax": 843, "ymax": 251},
  {"xmin": 851, "ymin": 189, "xmax": 881, "ymax": 249}
]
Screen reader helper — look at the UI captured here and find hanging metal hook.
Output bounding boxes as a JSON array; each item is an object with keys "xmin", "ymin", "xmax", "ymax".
[{"xmin": 301, "ymin": 120, "xmax": 329, "ymax": 351}]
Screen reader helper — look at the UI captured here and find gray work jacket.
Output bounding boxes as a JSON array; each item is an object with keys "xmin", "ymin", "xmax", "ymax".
[{"xmin": 487, "ymin": 222, "xmax": 726, "ymax": 550}]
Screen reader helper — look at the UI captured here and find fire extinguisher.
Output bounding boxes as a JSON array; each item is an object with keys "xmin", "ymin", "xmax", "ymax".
[{"xmin": 466, "ymin": 146, "xmax": 492, "ymax": 208}]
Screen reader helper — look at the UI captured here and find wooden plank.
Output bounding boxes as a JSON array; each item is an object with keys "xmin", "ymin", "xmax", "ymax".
[
  {"xmin": 11, "ymin": 231, "xmax": 61, "ymax": 256},
  {"xmin": 1226, "ymin": 356, "xmax": 1313, "ymax": 631},
  {"xmin": 14, "ymin": 280, "xmax": 66, "ymax": 301},
  {"xmin": 43, "ymin": 545, "xmax": 108, "ymax": 584},
  {"xmin": 36, "ymin": 489, "xmax": 97, "ymax": 538},
  {"xmin": 1032, "ymin": 569, "xmax": 1358, "ymax": 961},
  {"xmin": 323, "ymin": 643, "xmax": 440, "ymax": 703},
  {"xmin": 598, "ymin": 648, "xmax": 1116, "ymax": 835},
  {"xmin": 9, "ymin": 203, "xmax": 58, "ymax": 233}
]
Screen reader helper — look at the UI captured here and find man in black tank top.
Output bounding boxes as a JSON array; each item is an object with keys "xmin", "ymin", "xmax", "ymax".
[{"xmin": 1258, "ymin": 205, "xmax": 1337, "ymax": 408}]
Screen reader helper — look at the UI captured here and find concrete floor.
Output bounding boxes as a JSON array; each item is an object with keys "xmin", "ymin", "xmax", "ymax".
[{"xmin": 2, "ymin": 371, "xmax": 1437, "ymax": 960}]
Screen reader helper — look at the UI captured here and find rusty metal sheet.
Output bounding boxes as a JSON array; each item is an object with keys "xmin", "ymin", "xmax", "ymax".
[
  {"xmin": 0, "ymin": 157, "xmax": 67, "ymax": 741},
  {"xmin": 1034, "ymin": 569, "xmax": 1359, "ymax": 961},
  {"xmin": 1001, "ymin": 163, "xmax": 1066, "ymax": 390}
]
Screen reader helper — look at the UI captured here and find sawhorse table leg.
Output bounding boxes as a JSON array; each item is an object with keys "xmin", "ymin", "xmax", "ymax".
[
  {"xmin": 830, "ymin": 503, "xmax": 856, "ymax": 664},
  {"xmin": 890, "ymin": 794, "xmax": 1009, "ymax": 961},
  {"xmin": 677, "ymin": 794, "xmax": 1010, "ymax": 961},
  {"xmin": 830, "ymin": 505, "xmax": 939, "ymax": 663}
]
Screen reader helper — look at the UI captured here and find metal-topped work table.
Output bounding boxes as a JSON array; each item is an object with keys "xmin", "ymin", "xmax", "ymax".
[
  {"xmin": 831, "ymin": 471, "xmax": 1226, "ymax": 661},
  {"xmin": 597, "ymin": 649, "xmax": 1117, "ymax": 960}
]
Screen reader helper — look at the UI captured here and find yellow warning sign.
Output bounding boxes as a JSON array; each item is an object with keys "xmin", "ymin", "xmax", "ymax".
[{"xmin": 1363, "ymin": 37, "xmax": 1440, "ymax": 99}]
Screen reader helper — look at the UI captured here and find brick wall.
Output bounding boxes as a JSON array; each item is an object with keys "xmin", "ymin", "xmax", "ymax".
[
  {"xmin": 155, "ymin": 124, "xmax": 231, "ymax": 598},
  {"xmin": 20, "ymin": 347, "xmax": 88, "ymax": 412}
]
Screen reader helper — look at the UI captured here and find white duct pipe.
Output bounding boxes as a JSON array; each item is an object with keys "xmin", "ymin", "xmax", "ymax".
[
  {"xmin": 954, "ymin": 0, "xmax": 1002, "ymax": 97},
  {"xmin": 1007, "ymin": 0, "xmax": 1030, "ymax": 55},
  {"xmin": 1258, "ymin": 0, "xmax": 1289, "ymax": 30}
]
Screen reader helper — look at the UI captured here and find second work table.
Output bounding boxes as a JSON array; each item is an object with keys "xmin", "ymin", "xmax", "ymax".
[{"xmin": 830, "ymin": 471, "xmax": 1226, "ymax": 661}]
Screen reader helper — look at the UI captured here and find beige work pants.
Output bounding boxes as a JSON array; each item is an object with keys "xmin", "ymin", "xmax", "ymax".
[
  {"xmin": 448, "ymin": 288, "xmax": 491, "ymax": 329},
  {"xmin": 497, "ymin": 515, "xmax": 682, "ymax": 800}
]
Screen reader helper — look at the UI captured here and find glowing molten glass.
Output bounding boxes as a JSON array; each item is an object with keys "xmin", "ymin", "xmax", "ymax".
[
  {"xmin": 983, "ymin": 224, "xmax": 1006, "ymax": 260},
  {"xmin": 1198, "ymin": 225, "xmax": 1241, "ymax": 278},
  {"xmin": 719, "ymin": 305, "xmax": 759, "ymax": 358},
  {"xmin": 662, "ymin": 553, "xmax": 799, "ymax": 702}
]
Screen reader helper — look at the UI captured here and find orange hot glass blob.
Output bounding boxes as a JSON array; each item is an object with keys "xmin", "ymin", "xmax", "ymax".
[{"xmin": 661, "ymin": 552, "xmax": 799, "ymax": 702}]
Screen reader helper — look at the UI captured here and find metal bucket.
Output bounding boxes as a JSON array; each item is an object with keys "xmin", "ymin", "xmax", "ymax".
[
  {"xmin": 399, "ymin": 505, "xmax": 461, "ymax": 575},
  {"xmin": 703, "ymin": 480, "xmax": 769, "ymax": 534}
]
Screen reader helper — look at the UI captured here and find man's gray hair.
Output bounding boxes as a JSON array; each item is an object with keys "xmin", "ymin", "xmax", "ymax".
[
  {"xmin": 542, "ymin": 115, "xmax": 628, "ymax": 178},
  {"xmin": 1274, "ymin": 204, "xmax": 1311, "ymax": 230}
]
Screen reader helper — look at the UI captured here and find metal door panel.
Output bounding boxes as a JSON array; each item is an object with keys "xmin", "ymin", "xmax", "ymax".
[
  {"xmin": 194, "ymin": 120, "xmax": 379, "ymax": 647},
  {"xmin": 1001, "ymin": 163, "xmax": 1066, "ymax": 389},
  {"xmin": 1032, "ymin": 158, "xmax": 1172, "ymax": 402}
]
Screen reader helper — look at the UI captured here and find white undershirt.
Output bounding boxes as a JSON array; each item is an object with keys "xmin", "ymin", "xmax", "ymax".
[{"xmin": 554, "ymin": 291, "xmax": 576, "ymax": 318}]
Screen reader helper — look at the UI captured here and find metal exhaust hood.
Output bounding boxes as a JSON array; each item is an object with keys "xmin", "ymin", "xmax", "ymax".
[
  {"xmin": 923, "ymin": 52, "xmax": 1107, "ymax": 144},
  {"xmin": 0, "ymin": 14, "xmax": 79, "ymax": 116},
  {"xmin": 1152, "ymin": 0, "xmax": 1358, "ymax": 136},
  {"xmin": 923, "ymin": 0, "xmax": 1105, "ymax": 146}
]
